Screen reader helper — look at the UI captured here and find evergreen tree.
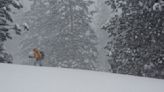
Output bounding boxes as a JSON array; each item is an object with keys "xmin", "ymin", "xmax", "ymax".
[
  {"xmin": 21, "ymin": 0, "xmax": 98, "ymax": 70},
  {"xmin": 0, "ymin": 0, "xmax": 24, "ymax": 63},
  {"xmin": 103, "ymin": 0, "xmax": 164, "ymax": 79}
]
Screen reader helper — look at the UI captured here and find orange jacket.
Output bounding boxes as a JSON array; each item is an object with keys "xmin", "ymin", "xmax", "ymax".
[{"xmin": 33, "ymin": 48, "xmax": 42, "ymax": 61}]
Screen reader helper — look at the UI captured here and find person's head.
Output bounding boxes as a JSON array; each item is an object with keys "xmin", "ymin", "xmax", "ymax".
[{"xmin": 33, "ymin": 48, "xmax": 38, "ymax": 52}]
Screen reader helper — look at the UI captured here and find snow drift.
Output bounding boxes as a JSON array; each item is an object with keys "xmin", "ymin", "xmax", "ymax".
[{"xmin": 0, "ymin": 63, "xmax": 164, "ymax": 92}]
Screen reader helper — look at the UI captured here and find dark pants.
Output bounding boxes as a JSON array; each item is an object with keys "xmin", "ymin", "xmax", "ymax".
[{"xmin": 34, "ymin": 60, "xmax": 42, "ymax": 66}]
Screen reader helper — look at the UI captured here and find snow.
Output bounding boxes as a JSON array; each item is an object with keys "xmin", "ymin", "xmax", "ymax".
[{"xmin": 0, "ymin": 64, "xmax": 164, "ymax": 92}]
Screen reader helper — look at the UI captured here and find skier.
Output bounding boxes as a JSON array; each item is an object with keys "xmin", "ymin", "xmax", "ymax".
[
  {"xmin": 29, "ymin": 48, "xmax": 44, "ymax": 66},
  {"xmin": 153, "ymin": 0, "xmax": 164, "ymax": 11}
]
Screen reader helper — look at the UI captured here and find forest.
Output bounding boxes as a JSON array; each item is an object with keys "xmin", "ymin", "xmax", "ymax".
[{"xmin": 0, "ymin": 0, "xmax": 164, "ymax": 79}]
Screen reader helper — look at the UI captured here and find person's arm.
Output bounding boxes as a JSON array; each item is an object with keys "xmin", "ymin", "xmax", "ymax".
[
  {"xmin": 29, "ymin": 51, "xmax": 34, "ymax": 58},
  {"xmin": 29, "ymin": 56, "xmax": 34, "ymax": 58}
]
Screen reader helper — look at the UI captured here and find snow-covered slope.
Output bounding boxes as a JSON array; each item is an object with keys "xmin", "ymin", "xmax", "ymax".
[{"xmin": 0, "ymin": 64, "xmax": 164, "ymax": 92}]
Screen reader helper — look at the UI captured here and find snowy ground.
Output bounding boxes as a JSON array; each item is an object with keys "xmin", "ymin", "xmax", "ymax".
[{"xmin": 0, "ymin": 64, "xmax": 164, "ymax": 92}]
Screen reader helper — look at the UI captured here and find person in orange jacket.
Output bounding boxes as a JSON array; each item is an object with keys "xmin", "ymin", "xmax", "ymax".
[{"xmin": 29, "ymin": 48, "xmax": 44, "ymax": 66}]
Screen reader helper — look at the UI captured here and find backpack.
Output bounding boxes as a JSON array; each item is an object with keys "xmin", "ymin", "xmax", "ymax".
[{"xmin": 40, "ymin": 51, "xmax": 44, "ymax": 60}]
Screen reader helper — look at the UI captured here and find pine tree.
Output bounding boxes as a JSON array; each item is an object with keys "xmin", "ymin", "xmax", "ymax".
[
  {"xmin": 21, "ymin": 0, "xmax": 98, "ymax": 70},
  {"xmin": 103, "ymin": 0, "xmax": 164, "ymax": 79},
  {"xmin": 0, "ymin": 0, "xmax": 24, "ymax": 63}
]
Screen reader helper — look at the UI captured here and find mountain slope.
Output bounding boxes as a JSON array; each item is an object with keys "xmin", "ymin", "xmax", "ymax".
[{"xmin": 0, "ymin": 64, "xmax": 164, "ymax": 92}]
